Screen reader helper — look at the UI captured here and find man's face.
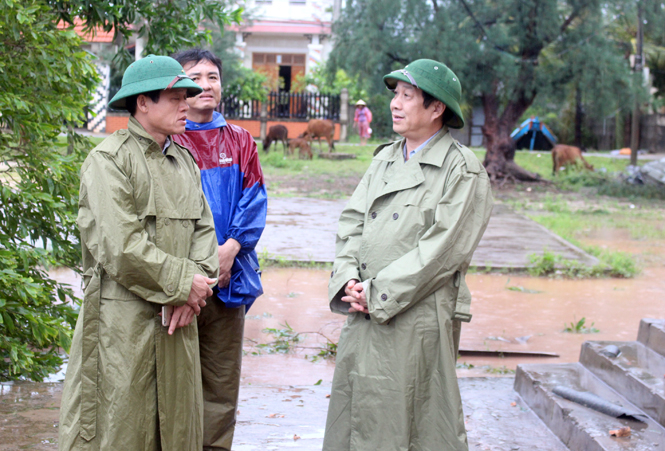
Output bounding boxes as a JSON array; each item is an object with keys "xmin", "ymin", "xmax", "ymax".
[
  {"xmin": 182, "ymin": 59, "xmax": 222, "ymax": 112},
  {"xmin": 390, "ymin": 81, "xmax": 442, "ymax": 139},
  {"xmin": 142, "ymin": 88, "xmax": 189, "ymax": 136}
]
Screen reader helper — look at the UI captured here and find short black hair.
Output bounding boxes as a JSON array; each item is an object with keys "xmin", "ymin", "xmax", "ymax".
[
  {"xmin": 126, "ymin": 90, "xmax": 162, "ymax": 116},
  {"xmin": 172, "ymin": 48, "xmax": 223, "ymax": 82},
  {"xmin": 422, "ymin": 90, "xmax": 455, "ymax": 126}
]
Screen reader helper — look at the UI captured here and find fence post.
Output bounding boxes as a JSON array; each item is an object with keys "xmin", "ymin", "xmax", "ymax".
[
  {"xmin": 260, "ymin": 101, "xmax": 268, "ymax": 140},
  {"xmin": 340, "ymin": 88, "xmax": 349, "ymax": 142}
]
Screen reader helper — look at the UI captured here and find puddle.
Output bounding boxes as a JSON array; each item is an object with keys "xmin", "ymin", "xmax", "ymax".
[
  {"xmin": 44, "ymin": 235, "xmax": 665, "ymax": 384},
  {"xmin": 242, "ymin": 268, "xmax": 341, "ymax": 386},
  {"xmin": 0, "ymin": 382, "xmax": 61, "ymax": 450},
  {"xmin": 245, "ymin": 263, "xmax": 665, "ymax": 382},
  {"xmin": 455, "ymin": 265, "xmax": 665, "ymax": 376}
]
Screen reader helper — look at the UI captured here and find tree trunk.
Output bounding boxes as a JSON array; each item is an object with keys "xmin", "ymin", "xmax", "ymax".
[
  {"xmin": 481, "ymin": 93, "xmax": 541, "ymax": 182},
  {"xmin": 574, "ymin": 85, "xmax": 583, "ymax": 148}
]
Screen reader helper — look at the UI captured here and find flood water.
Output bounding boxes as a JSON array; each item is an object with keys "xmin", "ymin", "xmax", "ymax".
[
  {"xmin": 46, "ymin": 241, "xmax": 665, "ymax": 384},
  {"xmin": 243, "ymin": 261, "xmax": 665, "ymax": 383}
]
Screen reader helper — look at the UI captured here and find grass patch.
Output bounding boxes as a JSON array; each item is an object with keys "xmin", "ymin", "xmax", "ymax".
[
  {"xmin": 249, "ymin": 321, "xmax": 338, "ymax": 361},
  {"xmin": 563, "ymin": 317, "xmax": 599, "ymax": 334},
  {"xmin": 504, "ymin": 193, "xmax": 665, "ymax": 277},
  {"xmin": 504, "ymin": 278, "xmax": 542, "ymax": 293},
  {"xmin": 254, "ymin": 322, "xmax": 303, "ymax": 355},
  {"xmin": 527, "ymin": 250, "xmax": 638, "ymax": 278},
  {"xmin": 474, "ymin": 148, "xmax": 664, "ymax": 200},
  {"xmin": 528, "ymin": 251, "xmax": 603, "ymax": 278},
  {"xmin": 259, "ymin": 143, "xmax": 375, "ymax": 177},
  {"xmin": 257, "ymin": 250, "xmax": 332, "ymax": 270},
  {"xmin": 484, "ymin": 365, "xmax": 516, "ymax": 375}
]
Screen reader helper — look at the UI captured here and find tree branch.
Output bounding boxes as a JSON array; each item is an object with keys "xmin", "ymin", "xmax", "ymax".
[{"xmin": 560, "ymin": 7, "xmax": 581, "ymax": 33}]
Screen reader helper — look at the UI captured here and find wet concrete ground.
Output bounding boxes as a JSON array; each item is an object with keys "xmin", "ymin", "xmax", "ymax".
[
  {"xmin": 11, "ymin": 197, "xmax": 665, "ymax": 449},
  {"xmin": 257, "ymin": 199, "xmax": 599, "ymax": 268},
  {"xmin": 0, "ymin": 378, "xmax": 568, "ymax": 451}
]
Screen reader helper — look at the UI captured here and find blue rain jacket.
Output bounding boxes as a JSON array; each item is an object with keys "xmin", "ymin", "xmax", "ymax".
[{"xmin": 175, "ymin": 113, "xmax": 267, "ymax": 309}]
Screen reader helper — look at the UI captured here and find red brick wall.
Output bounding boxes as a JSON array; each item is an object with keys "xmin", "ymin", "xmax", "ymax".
[
  {"xmin": 227, "ymin": 120, "xmax": 341, "ymax": 141},
  {"xmin": 106, "ymin": 113, "xmax": 129, "ymax": 133},
  {"xmin": 106, "ymin": 114, "xmax": 340, "ymax": 141}
]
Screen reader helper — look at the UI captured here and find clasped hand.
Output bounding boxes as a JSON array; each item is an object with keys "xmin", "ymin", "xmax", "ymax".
[
  {"xmin": 341, "ymin": 279, "xmax": 368, "ymax": 314},
  {"xmin": 168, "ymin": 273, "xmax": 216, "ymax": 335}
]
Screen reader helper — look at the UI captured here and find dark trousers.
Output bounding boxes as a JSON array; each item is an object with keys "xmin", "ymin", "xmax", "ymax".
[{"xmin": 198, "ymin": 298, "xmax": 245, "ymax": 450}]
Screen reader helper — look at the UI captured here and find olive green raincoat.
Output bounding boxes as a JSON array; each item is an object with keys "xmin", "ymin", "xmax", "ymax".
[
  {"xmin": 58, "ymin": 117, "xmax": 219, "ymax": 451},
  {"xmin": 324, "ymin": 129, "xmax": 493, "ymax": 451}
]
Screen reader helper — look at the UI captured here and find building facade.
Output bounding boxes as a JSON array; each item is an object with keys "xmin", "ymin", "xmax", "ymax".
[{"xmin": 233, "ymin": 0, "xmax": 334, "ymax": 93}]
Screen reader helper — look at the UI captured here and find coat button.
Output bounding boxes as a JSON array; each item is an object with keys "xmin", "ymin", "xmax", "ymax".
[
  {"xmin": 371, "ymin": 211, "xmax": 377, "ymax": 219},
  {"xmin": 381, "ymin": 294, "xmax": 387, "ymax": 301},
  {"xmin": 164, "ymin": 218, "xmax": 171, "ymax": 226},
  {"xmin": 361, "ymin": 263, "xmax": 366, "ymax": 270},
  {"xmin": 393, "ymin": 213, "xmax": 399, "ymax": 220},
  {"xmin": 182, "ymin": 221, "xmax": 189, "ymax": 228},
  {"xmin": 167, "ymin": 284, "xmax": 174, "ymax": 292}
]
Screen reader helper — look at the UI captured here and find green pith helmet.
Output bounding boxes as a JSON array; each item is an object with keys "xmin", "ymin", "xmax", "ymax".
[
  {"xmin": 109, "ymin": 55, "xmax": 203, "ymax": 110},
  {"xmin": 383, "ymin": 59, "xmax": 465, "ymax": 129}
]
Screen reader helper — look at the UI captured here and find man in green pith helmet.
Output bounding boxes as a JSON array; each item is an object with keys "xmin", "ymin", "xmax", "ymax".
[
  {"xmin": 324, "ymin": 59, "xmax": 494, "ymax": 450},
  {"xmin": 58, "ymin": 55, "xmax": 219, "ymax": 451}
]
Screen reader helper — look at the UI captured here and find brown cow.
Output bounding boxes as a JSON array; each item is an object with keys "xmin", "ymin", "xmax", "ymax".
[
  {"xmin": 305, "ymin": 119, "xmax": 335, "ymax": 153},
  {"xmin": 263, "ymin": 124, "xmax": 288, "ymax": 152},
  {"xmin": 288, "ymin": 137, "xmax": 312, "ymax": 160},
  {"xmin": 551, "ymin": 144, "xmax": 594, "ymax": 175}
]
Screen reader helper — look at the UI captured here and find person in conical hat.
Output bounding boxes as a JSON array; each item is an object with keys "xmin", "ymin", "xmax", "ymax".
[
  {"xmin": 59, "ymin": 55, "xmax": 219, "ymax": 451},
  {"xmin": 353, "ymin": 99, "xmax": 373, "ymax": 146}
]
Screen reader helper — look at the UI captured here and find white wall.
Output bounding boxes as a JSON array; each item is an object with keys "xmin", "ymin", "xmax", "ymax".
[{"xmin": 247, "ymin": 0, "xmax": 332, "ymax": 22}]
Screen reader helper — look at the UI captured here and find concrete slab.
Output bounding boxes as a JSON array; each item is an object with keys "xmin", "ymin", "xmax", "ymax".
[
  {"xmin": 0, "ymin": 378, "xmax": 570, "ymax": 450},
  {"xmin": 637, "ymin": 319, "xmax": 665, "ymax": 358},
  {"xmin": 580, "ymin": 341, "xmax": 665, "ymax": 426},
  {"xmin": 515, "ymin": 363, "xmax": 665, "ymax": 450},
  {"xmin": 257, "ymin": 198, "xmax": 599, "ymax": 268}
]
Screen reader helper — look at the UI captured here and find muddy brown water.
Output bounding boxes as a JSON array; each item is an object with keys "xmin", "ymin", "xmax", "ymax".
[
  {"xmin": 9, "ymin": 237, "xmax": 663, "ymax": 449},
  {"xmin": 46, "ymin": 258, "xmax": 665, "ymax": 384},
  {"xmin": 242, "ymin": 258, "xmax": 665, "ymax": 382}
]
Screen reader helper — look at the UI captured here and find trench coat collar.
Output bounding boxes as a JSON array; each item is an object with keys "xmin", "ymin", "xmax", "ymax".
[
  {"xmin": 373, "ymin": 126, "xmax": 454, "ymax": 198},
  {"xmin": 374, "ymin": 126, "xmax": 452, "ymax": 167},
  {"xmin": 127, "ymin": 116, "xmax": 177, "ymax": 156},
  {"xmin": 410, "ymin": 126, "xmax": 453, "ymax": 167}
]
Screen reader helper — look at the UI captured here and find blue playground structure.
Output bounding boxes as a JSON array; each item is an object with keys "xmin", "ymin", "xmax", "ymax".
[{"xmin": 511, "ymin": 117, "xmax": 558, "ymax": 151}]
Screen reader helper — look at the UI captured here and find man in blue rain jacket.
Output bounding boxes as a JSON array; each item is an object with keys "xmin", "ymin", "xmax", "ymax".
[{"xmin": 173, "ymin": 49, "xmax": 268, "ymax": 451}]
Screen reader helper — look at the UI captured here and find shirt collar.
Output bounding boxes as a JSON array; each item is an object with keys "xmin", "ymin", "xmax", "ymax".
[
  {"xmin": 185, "ymin": 111, "xmax": 227, "ymax": 131},
  {"xmin": 403, "ymin": 128, "xmax": 443, "ymax": 161},
  {"xmin": 162, "ymin": 136, "xmax": 171, "ymax": 154}
]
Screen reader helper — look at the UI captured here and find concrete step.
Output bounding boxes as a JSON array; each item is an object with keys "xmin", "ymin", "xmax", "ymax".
[
  {"xmin": 637, "ymin": 319, "xmax": 665, "ymax": 358},
  {"xmin": 580, "ymin": 340, "xmax": 665, "ymax": 427},
  {"xmin": 515, "ymin": 363, "xmax": 665, "ymax": 450}
]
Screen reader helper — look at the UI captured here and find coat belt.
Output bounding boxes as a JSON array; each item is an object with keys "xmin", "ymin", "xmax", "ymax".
[{"xmin": 80, "ymin": 264, "xmax": 102, "ymax": 441}]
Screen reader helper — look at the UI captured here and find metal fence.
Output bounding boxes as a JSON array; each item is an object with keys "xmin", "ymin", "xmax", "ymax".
[
  {"xmin": 218, "ymin": 96, "xmax": 261, "ymax": 119},
  {"xmin": 219, "ymin": 92, "xmax": 340, "ymax": 120},
  {"xmin": 107, "ymin": 89, "xmax": 341, "ymax": 122}
]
